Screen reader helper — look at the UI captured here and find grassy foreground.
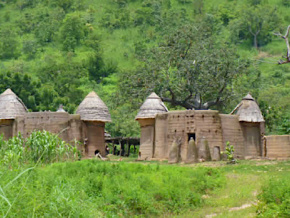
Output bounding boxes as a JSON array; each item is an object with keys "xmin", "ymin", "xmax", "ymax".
[{"xmin": 0, "ymin": 158, "xmax": 289, "ymax": 217}]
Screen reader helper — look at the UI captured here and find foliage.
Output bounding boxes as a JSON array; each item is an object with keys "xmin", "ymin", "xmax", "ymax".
[
  {"xmin": 60, "ymin": 13, "xmax": 86, "ymax": 51},
  {"xmin": 0, "ymin": 131, "xmax": 80, "ymax": 168},
  {"xmin": 0, "ymin": 71, "xmax": 41, "ymax": 111},
  {"xmin": 0, "ymin": 0, "xmax": 288, "ymax": 136},
  {"xmin": 230, "ymin": 5, "xmax": 280, "ymax": 48},
  {"xmin": 222, "ymin": 141, "xmax": 237, "ymax": 164},
  {"xmin": 257, "ymin": 174, "xmax": 290, "ymax": 217},
  {"xmin": 121, "ymin": 20, "xmax": 249, "ymax": 110},
  {"xmin": 0, "ymin": 161, "xmax": 224, "ymax": 216}
]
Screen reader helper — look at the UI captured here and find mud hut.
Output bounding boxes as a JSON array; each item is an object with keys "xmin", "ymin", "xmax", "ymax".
[
  {"xmin": 233, "ymin": 93, "xmax": 265, "ymax": 157},
  {"xmin": 76, "ymin": 91, "xmax": 111, "ymax": 157},
  {"xmin": 135, "ymin": 92, "xmax": 168, "ymax": 160},
  {"xmin": 0, "ymin": 89, "xmax": 27, "ymax": 139}
]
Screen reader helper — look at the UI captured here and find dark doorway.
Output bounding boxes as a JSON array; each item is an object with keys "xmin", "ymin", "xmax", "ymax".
[{"xmin": 188, "ymin": 133, "xmax": 196, "ymax": 141}]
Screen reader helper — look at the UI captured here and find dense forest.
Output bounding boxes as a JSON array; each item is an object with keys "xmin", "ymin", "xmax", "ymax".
[{"xmin": 0, "ymin": 0, "xmax": 289, "ymax": 136}]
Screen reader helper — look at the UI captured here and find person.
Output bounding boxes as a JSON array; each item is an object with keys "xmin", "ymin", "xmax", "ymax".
[{"xmin": 105, "ymin": 145, "xmax": 110, "ymax": 155}]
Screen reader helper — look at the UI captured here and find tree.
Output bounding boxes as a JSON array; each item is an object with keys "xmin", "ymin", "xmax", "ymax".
[
  {"xmin": 120, "ymin": 22, "xmax": 249, "ymax": 110},
  {"xmin": 230, "ymin": 5, "xmax": 280, "ymax": 48},
  {"xmin": 0, "ymin": 28, "xmax": 20, "ymax": 59},
  {"xmin": 60, "ymin": 13, "xmax": 85, "ymax": 51},
  {"xmin": 274, "ymin": 25, "xmax": 290, "ymax": 64}
]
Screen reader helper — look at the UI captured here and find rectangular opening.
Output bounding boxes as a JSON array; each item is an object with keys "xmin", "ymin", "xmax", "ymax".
[{"xmin": 188, "ymin": 133, "xmax": 196, "ymax": 141}]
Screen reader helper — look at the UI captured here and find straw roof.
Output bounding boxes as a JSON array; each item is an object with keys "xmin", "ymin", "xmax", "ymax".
[
  {"xmin": 0, "ymin": 89, "xmax": 28, "ymax": 119},
  {"xmin": 235, "ymin": 93, "xmax": 264, "ymax": 122},
  {"xmin": 135, "ymin": 92, "xmax": 168, "ymax": 120},
  {"xmin": 76, "ymin": 91, "xmax": 111, "ymax": 122}
]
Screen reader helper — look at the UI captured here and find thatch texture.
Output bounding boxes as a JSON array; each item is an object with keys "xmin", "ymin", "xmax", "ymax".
[
  {"xmin": 135, "ymin": 92, "xmax": 168, "ymax": 120},
  {"xmin": 0, "ymin": 89, "xmax": 28, "ymax": 119},
  {"xmin": 235, "ymin": 93, "xmax": 264, "ymax": 122},
  {"xmin": 76, "ymin": 91, "xmax": 111, "ymax": 122}
]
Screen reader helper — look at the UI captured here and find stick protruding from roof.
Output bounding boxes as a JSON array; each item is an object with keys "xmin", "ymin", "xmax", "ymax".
[
  {"xmin": 76, "ymin": 91, "xmax": 111, "ymax": 122},
  {"xmin": 235, "ymin": 93, "xmax": 264, "ymax": 122},
  {"xmin": 0, "ymin": 88, "xmax": 28, "ymax": 120},
  {"xmin": 135, "ymin": 92, "xmax": 168, "ymax": 120}
]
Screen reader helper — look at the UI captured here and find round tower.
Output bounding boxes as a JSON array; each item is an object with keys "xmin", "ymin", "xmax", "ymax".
[
  {"xmin": 236, "ymin": 93, "xmax": 265, "ymax": 157},
  {"xmin": 135, "ymin": 92, "xmax": 168, "ymax": 160},
  {"xmin": 76, "ymin": 91, "xmax": 111, "ymax": 157},
  {"xmin": 0, "ymin": 89, "xmax": 28, "ymax": 139}
]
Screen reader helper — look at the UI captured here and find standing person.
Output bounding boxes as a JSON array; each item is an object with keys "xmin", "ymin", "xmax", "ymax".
[{"xmin": 105, "ymin": 145, "xmax": 110, "ymax": 155}]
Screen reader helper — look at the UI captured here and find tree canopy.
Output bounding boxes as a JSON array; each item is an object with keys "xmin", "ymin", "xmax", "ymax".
[{"xmin": 121, "ymin": 21, "xmax": 249, "ymax": 110}]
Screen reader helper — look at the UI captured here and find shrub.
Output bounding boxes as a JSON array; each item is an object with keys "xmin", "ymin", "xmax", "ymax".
[
  {"xmin": 0, "ymin": 161, "xmax": 224, "ymax": 217},
  {"xmin": 222, "ymin": 141, "xmax": 237, "ymax": 164},
  {"xmin": 0, "ymin": 130, "xmax": 80, "ymax": 168},
  {"xmin": 257, "ymin": 175, "xmax": 290, "ymax": 217}
]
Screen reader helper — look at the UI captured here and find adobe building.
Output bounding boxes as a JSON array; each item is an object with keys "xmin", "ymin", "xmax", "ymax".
[
  {"xmin": 0, "ymin": 89, "xmax": 111, "ymax": 158},
  {"xmin": 136, "ymin": 93, "xmax": 290, "ymax": 161}
]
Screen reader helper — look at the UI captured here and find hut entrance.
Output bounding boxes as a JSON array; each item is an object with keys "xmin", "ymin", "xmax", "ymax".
[{"xmin": 188, "ymin": 133, "xmax": 196, "ymax": 141}]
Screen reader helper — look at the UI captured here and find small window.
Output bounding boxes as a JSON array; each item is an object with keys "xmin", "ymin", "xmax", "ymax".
[{"xmin": 188, "ymin": 133, "xmax": 196, "ymax": 141}]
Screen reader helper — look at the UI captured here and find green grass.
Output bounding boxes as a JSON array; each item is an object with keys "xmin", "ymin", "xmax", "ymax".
[
  {"xmin": 0, "ymin": 160, "xmax": 224, "ymax": 217},
  {"xmin": 0, "ymin": 158, "xmax": 289, "ymax": 217}
]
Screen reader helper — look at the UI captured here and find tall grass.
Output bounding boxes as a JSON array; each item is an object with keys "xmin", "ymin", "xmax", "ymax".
[
  {"xmin": 0, "ymin": 160, "xmax": 224, "ymax": 217},
  {"xmin": 0, "ymin": 131, "xmax": 81, "ymax": 168},
  {"xmin": 257, "ymin": 174, "xmax": 290, "ymax": 217}
]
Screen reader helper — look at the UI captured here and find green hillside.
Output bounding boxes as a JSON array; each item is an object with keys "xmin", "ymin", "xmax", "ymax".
[{"xmin": 0, "ymin": 0, "xmax": 289, "ymax": 136}]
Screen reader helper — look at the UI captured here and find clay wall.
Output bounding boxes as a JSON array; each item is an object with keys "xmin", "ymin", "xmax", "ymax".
[
  {"xmin": 241, "ymin": 122, "xmax": 262, "ymax": 157},
  {"xmin": 138, "ymin": 119, "xmax": 155, "ymax": 160},
  {"xmin": 0, "ymin": 119, "xmax": 14, "ymax": 139},
  {"xmin": 165, "ymin": 111, "xmax": 188, "ymax": 160},
  {"xmin": 85, "ymin": 121, "xmax": 105, "ymax": 157},
  {"xmin": 14, "ymin": 112, "xmax": 84, "ymax": 144},
  {"xmin": 194, "ymin": 110, "xmax": 224, "ymax": 159},
  {"xmin": 220, "ymin": 114, "xmax": 245, "ymax": 158},
  {"xmin": 265, "ymin": 135, "xmax": 290, "ymax": 159},
  {"xmin": 154, "ymin": 113, "xmax": 168, "ymax": 159}
]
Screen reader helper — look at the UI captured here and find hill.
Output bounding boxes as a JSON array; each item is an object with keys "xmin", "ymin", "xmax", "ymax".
[{"xmin": 0, "ymin": 0, "xmax": 289, "ymax": 136}]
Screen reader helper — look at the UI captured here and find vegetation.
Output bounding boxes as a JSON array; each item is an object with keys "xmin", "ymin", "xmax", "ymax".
[
  {"xmin": 0, "ymin": 160, "xmax": 224, "ymax": 217},
  {"xmin": 0, "ymin": 131, "xmax": 80, "ymax": 168},
  {"xmin": 257, "ymin": 174, "xmax": 290, "ymax": 217},
  {"xmin": 0, "ymin": 0, "xmax": 289, "ymax": 135},
  {"xmin": 222, "ymin": 141, "xmax": 237, "ymax": 164}
]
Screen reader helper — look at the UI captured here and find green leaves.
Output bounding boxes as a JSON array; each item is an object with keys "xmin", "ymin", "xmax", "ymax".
[{"xmin": 0, "ymin": 131, "xmax": 80, "ymax": 168}]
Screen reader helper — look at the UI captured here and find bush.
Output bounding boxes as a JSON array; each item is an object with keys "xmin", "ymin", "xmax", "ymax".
[
  {"xmin": 0, "ymin": 161, "xmax": 224, "ymax": 217},
  {"xmin": 257, "ymin": 175, "xmax": 290, "ymax": 217},
  {"xmin": 0, "ymin": 131, "xmax": 80, "ymax": 168}
]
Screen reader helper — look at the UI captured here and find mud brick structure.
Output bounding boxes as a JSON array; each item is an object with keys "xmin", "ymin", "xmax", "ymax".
[
  {"xmin": 0, "ymin": 89, "xmax": 111, "ymax": 157},
  {"xmin": 136, "ymin": 93, "xmax": 290, "ymax": 161}
]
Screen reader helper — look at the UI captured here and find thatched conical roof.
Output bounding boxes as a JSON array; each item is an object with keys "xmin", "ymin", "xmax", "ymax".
[
  {"xmin": 76, "ymin": 91, "xmax": 111, "ymax": 122},
  {"xmin": 135, "ymin": 92, "xmax": 168, "ymax": 120},
  {"xmin": 0, "ymin": 89, "xmax": 28, "ymax": 119},
  {"xmin": 235, "ymin": 93, "xmax": 264, "ymax": 122}
]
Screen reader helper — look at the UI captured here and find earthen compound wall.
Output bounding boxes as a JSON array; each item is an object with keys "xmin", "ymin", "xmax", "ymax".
[
  {"xmin": 220, "ymin": 114, "xmax": 245, "ymax": 158},
  {"xmin": 265, "ymin": 135, "xmax": 290, "ymax": 159}
]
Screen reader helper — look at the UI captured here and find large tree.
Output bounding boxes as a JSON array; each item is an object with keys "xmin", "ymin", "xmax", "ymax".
[{"xmin": 121, "ymin": 22, "xmax": 249, "ymax": 110}]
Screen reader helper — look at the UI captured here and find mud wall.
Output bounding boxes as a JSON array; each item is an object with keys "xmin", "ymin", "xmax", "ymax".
[
  {"xmin": 165, "ymin": 111, "xmax": 188, "ymax": 160},
  {"xmin": 154, "ymin": 113, "xmax": 168, "ymax": 159},
  {"xmin": 0, "ymin": 119, "xmax": 14, "ymax": 139},
  {"xmin": 85, "ymin": 121, "xmax": 105, "ymax": 157},
  {"xmin": 241, "ymin": 122, "xmax": 262, "ymax": 157},
  {"xmin": 265, "ymin": 135, "xmax": 290, "ymax": 159},
  {"xmin": 220, "ymin": 114, "xmax": 245, "ymax": 158},
  {"xmin": 194, "ymin": 110, "xmax": 224, "ymax": 159},
  {"xmin": 138, "ymin": 119, "xmax": 155, "ymax": 160},
  {"xmin": 14, "ymin": 112, "xmax": 83, "ymax": 143}
]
